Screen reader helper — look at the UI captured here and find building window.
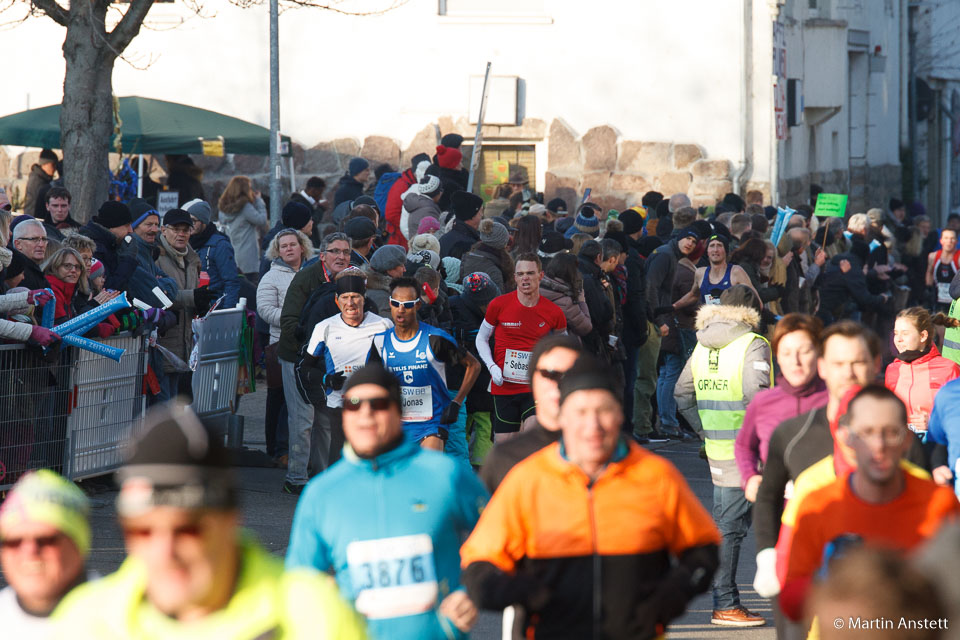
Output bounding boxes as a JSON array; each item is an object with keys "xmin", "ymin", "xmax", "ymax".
[{"xmin": 460, "ymin": 144, "xmax": 537, "ymax": 199}]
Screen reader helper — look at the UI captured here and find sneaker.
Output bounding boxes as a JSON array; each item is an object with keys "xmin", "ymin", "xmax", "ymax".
[
  {"xmin": 282, "ymin": 481, "xmax": 304, "ymax": 496},
  {"xmin": 711, "ymin": 607, "xmax": 766, "ymax": 627},
  {"xmin": 645, "ymin": 429, "xmax": 670, "ymax": 443},
  {"xmin": 631, "ymin": 434, "xmax": 650, "ymax": 445}
]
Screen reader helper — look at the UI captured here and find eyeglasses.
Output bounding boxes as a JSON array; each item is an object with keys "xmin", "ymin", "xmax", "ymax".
[
  {"xmin": 389, "ymin": 298, "xmax": 417, "ymax": 309},
  {"xmin": 325, "ymin": 249, "xmax": 351, "ymax": 256},
  {"xmin": 19, "ymin": 237, "xmax": 47, "ymax": 244},
  {"xmin": 60, "ymin": 263, "xmax": 81, "ymax": 272},
  {"xmin": 0, "ymin": 534, "xmax": 63, "ymax": 551},
  {"xmin": 535, "ymin": 368, "xmax": 566, "ymax": 383},
  {"xmin": 850, "ymin": 428, "xmax": 906, "ymax": 447},
  {"xmin": 342, "ymin": 396, "xmax": 393, "ymax": 412}
]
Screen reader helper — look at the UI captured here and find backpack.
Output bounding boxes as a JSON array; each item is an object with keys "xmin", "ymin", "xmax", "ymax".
[{"xmin": 373, "ymin": 172, "xmax": 401, "ymax": 213}]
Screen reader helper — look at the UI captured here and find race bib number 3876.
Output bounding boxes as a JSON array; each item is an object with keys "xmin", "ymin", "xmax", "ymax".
[{"xmin": 347, "ymin": 534, "xmax": 438, "ymax": 619}]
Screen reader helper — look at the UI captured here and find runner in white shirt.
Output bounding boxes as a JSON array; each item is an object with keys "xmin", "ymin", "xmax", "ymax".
[
  {"xmin": 296, "ymin": 268, "xmax": 393, "ymax": 477},
  {"xmin": 0, "ymin": 470, "xmax": 92, "ymax": 638}
]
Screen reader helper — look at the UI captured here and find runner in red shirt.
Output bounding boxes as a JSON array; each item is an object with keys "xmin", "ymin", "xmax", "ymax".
[{"xmin": 476, "ymin": 253, "xmax": 567, "ymax": 440}]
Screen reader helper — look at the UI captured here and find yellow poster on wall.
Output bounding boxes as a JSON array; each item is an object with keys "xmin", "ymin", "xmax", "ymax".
[{"xmin": 492, "ymin": 161, "xmax": 509, "ymax": 183}]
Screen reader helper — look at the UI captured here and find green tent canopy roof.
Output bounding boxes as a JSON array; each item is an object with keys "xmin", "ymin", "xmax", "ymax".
[{"xmin": 0, "ymin": 96, "xmax": 291, "ymax": 156}]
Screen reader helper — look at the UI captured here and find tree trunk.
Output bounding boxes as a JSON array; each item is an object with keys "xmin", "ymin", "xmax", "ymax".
[{"xmin": 60, "ymin": 3, "xmax": 115, "ymax": 224}]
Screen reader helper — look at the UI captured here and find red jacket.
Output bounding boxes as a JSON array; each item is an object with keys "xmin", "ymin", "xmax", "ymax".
[
  {"xmin": 384, "ymin": 168, "xmax": 416, "ymax": 249},
  {"xmin": 885, "ymin": 344, "xmax": 960, "ymax": 423}
]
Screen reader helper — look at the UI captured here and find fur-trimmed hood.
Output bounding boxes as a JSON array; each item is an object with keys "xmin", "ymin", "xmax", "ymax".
[{"xmin": 694, "ymin": 304, "xmax": 760, "ymax": 349}]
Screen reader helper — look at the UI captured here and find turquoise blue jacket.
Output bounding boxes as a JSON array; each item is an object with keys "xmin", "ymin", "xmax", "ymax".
[
  {"xmin": 286, "ymin": 439, "xmax": 489, "ymax": 639},
  {"xmin": 928, "ymin": 377, "xmax": 960, "ymax": 495}
]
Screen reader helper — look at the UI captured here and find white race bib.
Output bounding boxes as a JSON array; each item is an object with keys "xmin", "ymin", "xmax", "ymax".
[
  {"xmin": 938, "ymin": 282, "xmax": 952, "ymax": 304},
  {"xmin": 502, "ymin": 349, "xmax": 532, "ymax": 384},
  {"xmin": 704, "ymin": 294, "xmax": 722, "ymax": 306},
  {"xmin": 347, "ymin": 534, "xmax": 438, "ymax": 619},
  {"xmin": 401, "ymin": 385, "xmax": 432, "ymax": 422}
]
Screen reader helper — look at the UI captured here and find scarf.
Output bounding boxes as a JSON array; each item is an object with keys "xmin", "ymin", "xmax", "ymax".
[
  {"xmin": 775, "ymin": 374, "xmax": 825, "ymax": 398},
  {"xmin": 612, "ymin": 264, "xmax": 628, "ymax": 305},
  {"xmin": 160, "ymin": 234, "xmax": 188, "ymax": 268},
  {"xmin": 45, "ymin": 274, "xmax": 77, "ymax": 321},
  {"xmin": 189, "ymin": 223, "xmax": 217, "ymax": 251},
  {"xmin": 895, "ymin": 343, "xmax": 931, "ymax": 364}
]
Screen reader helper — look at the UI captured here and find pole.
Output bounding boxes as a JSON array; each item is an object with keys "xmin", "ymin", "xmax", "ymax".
[
  {"xmin": 137, "ymin": 154, "xmax": 143, "ymax": 198},
  {"xmin": 268, "ymin": 0, "xmax": 281, "ymax": 225},
  {"xmin": 908, "ymin": 2, "xmax": 919, "ymax": 205},
  {"xmin": 467, "ymin": 62, "xmax": 492, "ymax": 194}
]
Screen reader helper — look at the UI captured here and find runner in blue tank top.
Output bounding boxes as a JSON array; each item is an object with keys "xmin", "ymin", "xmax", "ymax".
[
  {"xmin": 367, "ymin": 276, "xmax": 481, "ymax": 458},
  {"xmin": 676, "ymin": 234, "xmax": 757, "ymax": 309}
]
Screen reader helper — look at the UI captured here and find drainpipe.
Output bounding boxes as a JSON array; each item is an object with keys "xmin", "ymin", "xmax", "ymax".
[{"xmin": 732, "ymin": 0, "xmax": 754, "ymax": 195}]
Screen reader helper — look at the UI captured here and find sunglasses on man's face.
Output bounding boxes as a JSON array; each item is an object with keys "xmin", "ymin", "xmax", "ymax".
[
  {"xmin": 535, "ymin": 368, "xmax": 566, "ymax": 383},
  {"xmin": 342, "ymin": 396, "xmax": 393, "ymax": 412},
  {"xmin": 389, "ymin": 298, "xmax": 417, "ymax": 309},
  {"xmin": 0, "ymin": 534, "xmax": 63, "ymax": 551}
]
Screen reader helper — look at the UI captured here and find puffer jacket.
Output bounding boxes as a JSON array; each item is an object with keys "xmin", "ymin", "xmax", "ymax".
[
  {"xmin": 885, "ymin": 344, "xmax": 960, "ymax": 424},
  {"xmin": 256, "ymin": 259, "xmax": 299, "ymax": 344},
  {"xmin": 219, "ymin": 197, "xmax": 268, "ymax": 274},
  {"xmin": 460, "ymin": 244, "xmax": 513, "ymax": 295},
  {"xmin": 674, "ymin": 304, "xmax": 773, "ymax": 487},
  {"xmin": 191, "ymin": 224, "xmax": 241, "ymax": 309},
  {"xmin": 539, "ymin": 275, "xmax": 592, "ymax": 337},
  {"xmin": 401, "ymin": 192, "xmax": 443, "ymax": 240},
  {"xmin": 385, "ymin": 168, "xmax": 417, "ymax": 248},
  {"xmin": 155, "ymin": 234, "xmax": 200, "ymax": 371}
]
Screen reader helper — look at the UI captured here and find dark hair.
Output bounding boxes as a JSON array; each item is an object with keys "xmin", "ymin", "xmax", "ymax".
[
  {"xmin": 822, "ymin": 320, "xmax": 881, "ymax": 359},
  {"xmin": 772, "ymin": 313, "xmax": 824, "ymax": 355},
  {"xmin": 528, "ymin": 334, "xmax": 583, "ymax": 379},
  {"xmin": 305, "ymin": 176, "xmax": 326, "ymax": 191},
  {"xmin": 374, "ymin": 163, "xmax": 394, "ymax": 180},
  {"xmin": 578, "ymin": 239, "xmax": 602, "ymax": 262},
  {"xmin": 46, "ymin": 186, "xmax": 71, "ymax": 203},
  {"xmin": 730, "ymin": 238, "xmax": 767, "ymax": 266},
  {"xmin": 513, "ymin": 215, "xmax": 542, "ymax": 256},
  {"xmin": 641, "ymin": 191, "xmax": 664, "ymax": 208},
  {"xmin": 514, "ymin": 252, "xmax": 542, "ymax": 272},
  {"xmin": 600, "ymin": 238, "xmax": 622, "ymax": 261},
  {"xmin": 388, "ymin": 276, "xmax": 420, "ymax": 298},
  {"xmin": 508, "ymin": 191, "xmax": 525, "ymax": 212},
  {"xmin": 341, "ymin": 204, "xmax": 378, "ymax": 231},
  {"xmin": 889, "ymin": 198, "xmax": 904, "ymax": 211},
  {"xmin": 750, "ymin": 213, "xmax": 768, "ymax": 234},
  {"xmin": 544, "ymin": 253, "xmax": 583, "ymax": 299},
  {"xmin": 848, "ymin": 383, "xmax": 908, "ymax": 427},
  {"xmin": 730, "ymin": 212, "xmax": 752, "ymax": 236}
]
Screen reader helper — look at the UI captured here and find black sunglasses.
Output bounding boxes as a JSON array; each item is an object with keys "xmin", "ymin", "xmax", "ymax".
[
  {"xmin": 342, "ymin": 396, "xmax": 393, "ymax": 412},
  {"xmin": 535, "ymin": 368, "xmax": 566, "ymax": 382}
]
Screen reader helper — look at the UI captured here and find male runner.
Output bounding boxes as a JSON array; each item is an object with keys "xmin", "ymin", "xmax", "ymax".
[
  {"xmin": 368, "ymin": 277, "xmax": 481, "ymax": 461},
  {"xmin": 927, "ymin": 227, "xmax": 959, "ymax": 312},
  {"xmin": 475, "ymin": 253, "xmax": 567, "ymax": 440},
  {"xmin": 674, "ymin": 234, "xmax": 754, "ymax": 308}
]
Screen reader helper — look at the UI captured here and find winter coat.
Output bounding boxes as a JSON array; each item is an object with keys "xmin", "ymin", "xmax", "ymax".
[
  {"xmin": 256, "ymin": 259, "xmax": 299, "ymax": 344},
  {"xmin": 17, "ymin": 251, "xmax": 48, "ymax": 291},
  {"xmin": 78, "ymin": 221, "xmax": 138, "ymax": 294},
  {"xmin": 278, "ymin": 260, "xmax": 334, "ymax": 362},
  {"xmin": 736, "ymin": 260, "xmax": 782, "ymax": 304},
  {"xmin": 190, "ymin": 225, "xmax": 241, "ymax": 310},
  {"xmin": 155, "ymin": 235, "xmax": 200, "ymax": 371},
  {"xmin": 448, "ymin": 293, "xmax": 493, "ymax": 412},
  {"xmin": 22, "ymin": 164, "xmax": 53, "ymax": 219},
  {"xmin": 817, "ymin": 251, "xmax": 886, "ymax": 321},
  {"xmin": 539, "ymin": 275, "xmax": 592, "ymax": 337},
  {"xmin": 384, "ymin": 169, "xmax": 417, "ymax": 249},
  {"xmin": 885, "ymin": 344, "xmax": 960, "ymax": 423},
  {"xmin": 401, "ymin": 193, "xmax": 443, "ymax": 241},
  {"xmin": 645, "ymin": 238, "xmax": 681, "ymax": 329},
  {"xmin": 734, "ymin": 378, "xmax": 828, "ymax": 488},
  {"xmin": 439, "ymin": 221, "xmax": 480, "ymax": 261},
  {"xmin": 41, "ymin": 215, "xmax": 81, "ymax": 245},
  {"xmin": 675, "ymin": 304, "xmax": 773, "ymax": 487},
  {"xmin": 436, "ymin": 167, "xmax": 469, "ymax": 212},
  {"xmin": 219, "ymin": 197, "xmax": 268, "ymax": 274},
  {"xmin": 460, "ymin": 244, "xmax": 513, "ymax": 295},
  {"xmin": 362, "ymin": 267, "xmax": 393, "ymax": 320},
  {"xmin": 133, "ymin": 234, "xmax": 179, "ymax": 304},
  {"xmin": 334, "ymin": 174, "xmax": 364, "ymax": 206},
  {"xmin": 621, "ymin": 239, "xmax": 649, "ymax": 349},
  {"xmin": 0, "ymin": 290, "xmax": 32, "ymax": 342}
]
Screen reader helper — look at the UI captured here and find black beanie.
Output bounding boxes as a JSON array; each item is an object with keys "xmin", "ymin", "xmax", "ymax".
[
  {"xmin": 95, "ymin": 201, "xmax": 133, "ymax": 229},
  {"xmin": 440, "ymin": 133, "xmax": 464, "ymax": 149},
  {"xmin": 559, "ymin": 354, "xmax": 621, "ymax": 406},
  {"xmin": 282, "ymin": 201, "xmax": 312, "ymax": 230},
  {"xmin": 342, "ymin": 363, "xmax": 403, "ymax": 409},
  {"xmin": 641, "ymin": 191, "xmax": 664, "ymax": 209},
  {"xmin": 452, "ymin": 191, "xmax": 484, "ymax": 221},
  {"xmin": 619, "ymin": 209, "xmax": 645, "ymax": 235}
]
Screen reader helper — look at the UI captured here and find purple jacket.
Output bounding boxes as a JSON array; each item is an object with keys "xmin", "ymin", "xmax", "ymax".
[{"xmin": 734, "ymin": 377, "xmax": 828, "ymax": 488}]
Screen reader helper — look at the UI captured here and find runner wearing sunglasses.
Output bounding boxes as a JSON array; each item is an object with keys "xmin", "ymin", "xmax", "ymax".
[
  {"xmin": 367, "ymin": 277, "xmax": 481, "ymax": 461},
  {"xmin": 475, "ymin": 253, "xmax": 567, "ymax": 442},
  {"xmin": 287, "ymin": 364, "xmax": 489, "ymax": 640}
]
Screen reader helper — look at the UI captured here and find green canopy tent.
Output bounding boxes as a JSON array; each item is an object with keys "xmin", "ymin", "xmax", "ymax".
[{"xmin": 0, "ymin": 95, "xmax": 293, "ymax": 196}]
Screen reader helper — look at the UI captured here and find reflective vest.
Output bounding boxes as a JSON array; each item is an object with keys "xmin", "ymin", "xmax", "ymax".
[
  {"xmin": 690, "ymin": 331, "xmax": 770, "ymax": 462},
  {"xmin": 943, "ymin": 298, "xmax": 960, "ymax": 365}
]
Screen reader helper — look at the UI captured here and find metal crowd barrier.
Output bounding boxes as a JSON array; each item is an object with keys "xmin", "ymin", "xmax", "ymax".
[
  {"xmin": 191, "ymin": 307, "xmax": 244, "ymax": 421},
  {"xmin": 0, "ymin": 333, "xmax": 147, "ymax": 492}
]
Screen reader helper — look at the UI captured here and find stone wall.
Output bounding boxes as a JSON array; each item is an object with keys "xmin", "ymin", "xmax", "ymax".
[{"xmin": 781, "ymin": 163, "xmax": 901, "ymax": 215}]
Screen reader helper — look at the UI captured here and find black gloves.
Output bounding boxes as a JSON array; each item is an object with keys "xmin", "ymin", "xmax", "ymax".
[
  {"xmin": 193, "ymin": 286, "xmax": 217, "ymax": 315},
  {"xmin": 440, "ymin": 400, "xmax": 461, "ymax": 425},
  {"xmin": 323, "ymin": 371, "xmax": 347, "ymax": 391}
]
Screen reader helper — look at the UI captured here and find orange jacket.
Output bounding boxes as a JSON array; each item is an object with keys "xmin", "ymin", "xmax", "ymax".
[{"xmin": 460, "ymin": 440, "xmax": 720, "ymax": 640}]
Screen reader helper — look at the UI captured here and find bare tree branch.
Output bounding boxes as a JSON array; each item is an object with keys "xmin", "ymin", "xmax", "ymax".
[
  {"xmin": 229, "ymin": 0, "xmax": 408, "ymax": 17},
  {"xmin": 107, "ymin": 0, "xmax": 155, "ymax": 54},
  {"xmin": 28, "ymin": 0, "xmax": 67, "ymax": 25}
]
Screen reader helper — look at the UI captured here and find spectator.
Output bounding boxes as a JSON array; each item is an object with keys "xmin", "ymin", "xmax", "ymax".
[
  {"xmin": 511, "ymin": 214, "xmax": 542, "ymax": 259},
  {"xmin": 363, "ymin": 244, "xmax": 406, "ymax": 315},
  {"xmin": 440, "ymin": 191, "xmax": 484, "ymax": 260},
  {"xmin": 408, "ymin": 233, "xmax": 441, "ymax": 257},
  {"xmin": 540, "ymin": 253, "xmax": 592, "ymax": 338},
  {"xmin": 22, "ymin": 149, "xmax": 58, "ymax": 218},
  {"xmin": 78, "ymin": 201, "xmax": 138, "ymax": 294},
  {"xmin": 731, "ymin": 238, "xmax": 783, "ymax": 306},
  {"xmin": 42, "ymin": 247, "xmax": 93, "ymax": 323},
  {"xmin": 164, "ymin": 154, "xmax": 205, "ymax": 206},
  {"xmin": 434, "ymin": 142, "xmax": 468, "ymax": 211},
  {"xmin": 461, "ymin": 219, "xmax": 513, "ymax": 294},
  {"xmin": 567, "ymin": 203, "xmax": 600, "ymax": 238},
  {"xmin": 185, "ymin": 199, "xmax": 241, "ymax": 309},
  {"xmin": 257, "ymin": 228, "xmax": 314, "ymax": 467},
  {"xmin": 729, "ymin": 213, "xmax": 752, "ymax": 250},
  {"xmin": 577, "ymin": 240, "xmax": 616, "ymax": 359},
  {"xmin": 536, "ymin": 231, "xmax": 569, "ymax": 270},
  {"xmin": 61, "ymin": 234, "xmax": 95, "ymax": 270},
  {"xmin": 39, "ymin": 186, "xmax": 79, "ymax": 243},
  {"xmin": 288, "ymin": 176, "xmax": 327, "ymax": 244},
  {"xmin": 384, "ymin": 153, "xmax": 430, "ymax": 248},
  {"xmin": 217, "ymin": 176, "xmax": 268, "ymax": 280},
  {"xmin": 334, "ymin": 157, "xmax": 369, "ymax": 206},
  {"xmin": 10, "ymin": 219, "xmax": 49, "ymax": 289},
  {"xmin": 155, "ymin": 208, "xmax": 207, "ymax": 400},
  {"xmin": 401, "ymin": 175, "xmax": 443, "ymax": 240},
  {"xmin": 262, "ymin": 201, "xmax": 315, "ymax": 254},
  {"xmin": 343, "ymin": 216, "xmax": 377, "ymax": 268},
  {"xmin": 129, "ymin": 198, "xmax": 179, "ymax": 307},
  {"xmin": 416, "ymin": 216, "xmax": 441, "ymax": 236},
  {"xmin": 542, "ymin": 198, "xmax": 568, "ymax": 234}
]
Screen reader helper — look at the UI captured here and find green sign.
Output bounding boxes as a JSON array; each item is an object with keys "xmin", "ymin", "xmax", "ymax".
[{"xmin": 813, "ymin": 193, "xmax": 848, "ymax": 218}]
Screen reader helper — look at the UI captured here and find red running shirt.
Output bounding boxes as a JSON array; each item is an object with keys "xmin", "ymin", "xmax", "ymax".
[{"xmin": 484, "ymin": 292, "xmax": 567, "ymax": 395}]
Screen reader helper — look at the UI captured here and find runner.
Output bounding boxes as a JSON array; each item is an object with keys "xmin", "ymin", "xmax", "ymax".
[
  {"xmin": 926, "ymin": 228, "xmax": 959, "ymax": 312},
  {"xmin": 286, "ymin": 364, "xmax": 488, "ymax": 640},
  {"xmin": 675, "ymin": 234, "xmax": 755, "ymax": 307},
  {"xmin": 368, "ymin": 276, "xmax": 481, "ymax": 460},
  {"xmin": 296, "ymin": 267, "xmax": 394, "ymax": 477},
  {"xmin": 475, "ymin": 253, "xmax": 567, "ymax": 441}
]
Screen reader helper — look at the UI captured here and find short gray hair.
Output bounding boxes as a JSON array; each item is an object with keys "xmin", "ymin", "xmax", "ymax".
[
  {"xmin": 12, "ymin": 218, "xmax": 45, "ymax": 242},
  {"xmin": 668, "ymin": 193, "xmax": 691, "ymax": 213},
  {"xmin": 847, "ymin": 213, "xmax": 869, "ymax": 234},
  {"xmin": 62, "ymin": 233, "xmax": 96, "ymax": 254},
  {"xmin": 320, "ymin": 231, "xmax": 350, "ymax": 252}
]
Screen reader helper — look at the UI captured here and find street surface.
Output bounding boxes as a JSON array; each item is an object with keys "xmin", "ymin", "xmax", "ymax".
[{"xmin": 2, "ymin": 387, "xmax": 776, "ymax": 639}]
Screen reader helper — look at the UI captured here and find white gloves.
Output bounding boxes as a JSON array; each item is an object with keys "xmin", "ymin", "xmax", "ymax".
[
  {"xmin": 489, "ymin": 364, "xmax": 504, "ymax": 387},
  {"xmin": 753, "ymin": 547, "xmax": 780, "ymax": 598}
]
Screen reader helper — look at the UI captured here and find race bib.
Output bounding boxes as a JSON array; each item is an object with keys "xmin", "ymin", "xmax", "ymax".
[
  {"xmin": 347, "ymin": 534, "xmax": 438, "ymax": 620},
  {"xmin": 938, "ymin": 282, "xmax": 952, "ymax": 304},
  {"xmin": 704, "ymin": 294, "xmax": 722, "ymax": 306},
  {"xmin": 401, "ymin": 385, "xmax": 433, "ymax": 422},
  {"xmin": 502, "ymin": 349, "xmax": 532, "ymax": 384}
]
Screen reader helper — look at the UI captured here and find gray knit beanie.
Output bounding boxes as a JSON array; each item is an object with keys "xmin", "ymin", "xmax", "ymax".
[{"xmin": 479, "ymin": 219, "xmax": 509, "ymax": 250}]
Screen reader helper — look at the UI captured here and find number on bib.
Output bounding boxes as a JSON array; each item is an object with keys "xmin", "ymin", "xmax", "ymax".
[{"xmin": 347, "ymin": 534, "xmax": 439, "ymax": 619}]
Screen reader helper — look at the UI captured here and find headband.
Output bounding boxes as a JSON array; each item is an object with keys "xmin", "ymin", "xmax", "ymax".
[{"xmin": 336, "ymin": 275, "xmax": 367, "ymax": 296}]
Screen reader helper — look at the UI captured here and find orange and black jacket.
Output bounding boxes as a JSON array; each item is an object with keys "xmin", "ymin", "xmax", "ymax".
[{"xmin": 460, "ymin": 439, "xmax": 721, "ymax": 640}]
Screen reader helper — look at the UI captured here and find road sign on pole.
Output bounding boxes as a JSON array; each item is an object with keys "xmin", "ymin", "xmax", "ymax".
[{"xmin": 467, "ymin": 62, "xmax": 492, "ymax": 194}]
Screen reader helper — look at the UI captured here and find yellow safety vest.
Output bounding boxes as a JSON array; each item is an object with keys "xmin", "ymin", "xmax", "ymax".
[
  {"xmin": 942, "ymin": 298, "xmax": 960, "ymax": 365},
  {"xmin": 690, "ymin": 331, "xmax": 770, "ymax": 462}
]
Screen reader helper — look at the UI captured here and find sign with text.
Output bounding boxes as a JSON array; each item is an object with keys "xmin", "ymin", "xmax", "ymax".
[
  {"xmin": 201, "ymin": 138, "xmax": 224, "ymax": 157},
  {"xmin": 813, "ymin": 193, "xmax": 848, "ymax": 218},
  {"xmin": 157, "ymin": 190, "xmax": 179, "ymax": 215}
]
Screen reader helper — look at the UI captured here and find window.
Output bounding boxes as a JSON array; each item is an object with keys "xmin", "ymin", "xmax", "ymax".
[{"xmin": 460, "ymin": 144, "xmax": 537, "ymax": 199}]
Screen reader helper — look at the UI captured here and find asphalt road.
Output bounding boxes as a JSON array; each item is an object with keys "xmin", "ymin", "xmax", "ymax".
[{"xmin": 2, "ymin": 387, "xmax": 776, "ymax": 639}]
